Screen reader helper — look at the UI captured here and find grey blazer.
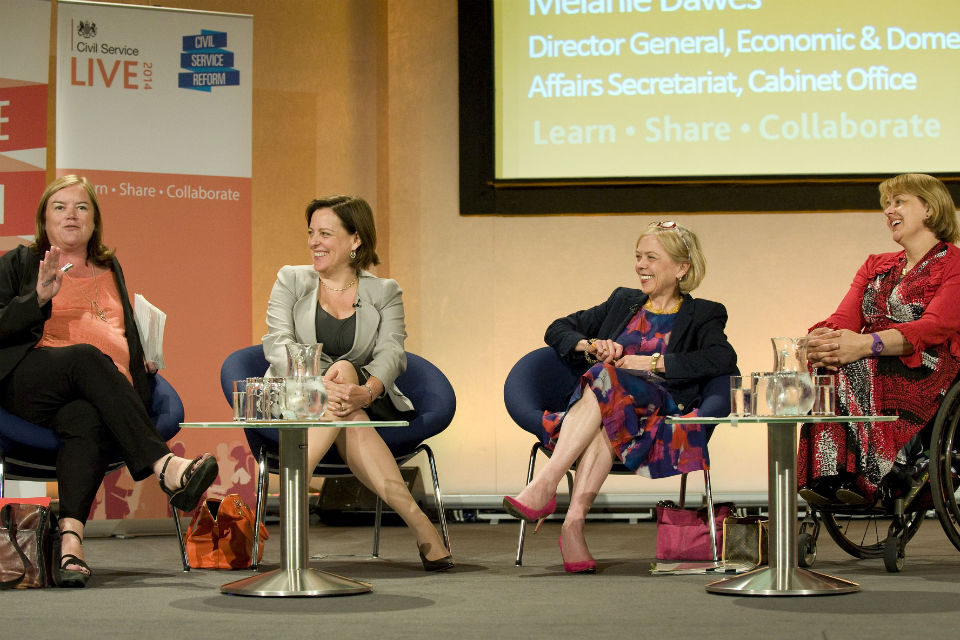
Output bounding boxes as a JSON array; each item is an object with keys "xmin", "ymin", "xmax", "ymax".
[{"xmin": 261, "ymin": 265, "xmax": 414, "ymax": 412}]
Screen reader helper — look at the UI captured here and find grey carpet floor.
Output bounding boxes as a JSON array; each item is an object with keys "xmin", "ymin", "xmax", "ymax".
[{"xmin": 6, "ymin": 519, "xmax": 960, "ymax": 639}]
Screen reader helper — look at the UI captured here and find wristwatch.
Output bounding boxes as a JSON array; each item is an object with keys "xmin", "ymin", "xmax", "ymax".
[
  {"xmin": 650, "ymin": 352, "xmax": 662, "ymax": 371},
  {"xmin": 870, "ymin": 333, "xmax": 884, "ymax": 357}
]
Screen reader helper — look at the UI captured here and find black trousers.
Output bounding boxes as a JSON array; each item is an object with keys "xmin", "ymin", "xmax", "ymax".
[{"xmin": 0, "ymin": 345, "xmax": 170, "ymax": 523}]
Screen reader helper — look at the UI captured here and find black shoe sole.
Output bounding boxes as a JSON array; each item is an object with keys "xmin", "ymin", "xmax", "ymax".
[
  {"xmin": 168, "ymin": 456, "xmax": 219, "ymax": 511},
  {"xmin": 836, "ymin": 488, "xmax": 870, "ymax": 505},
  {"xmin": 799, "ymin": 488, "xmax": 833, "ymax": 508}
]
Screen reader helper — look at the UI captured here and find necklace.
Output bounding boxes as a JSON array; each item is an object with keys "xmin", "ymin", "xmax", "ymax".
[
  {"xmin": 319, "ymin": 275, "xmax": 358, "ymax": 292},
  {"xmin": 644, "ymin": 298, "xmax": 682, "ymax": 314},
  {"xmin": 73, "ymin": 265, "xmax": 108, "ymax": 322}
]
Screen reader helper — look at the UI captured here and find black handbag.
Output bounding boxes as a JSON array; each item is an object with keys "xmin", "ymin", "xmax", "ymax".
[{"xmin": 0, "ymin": 499, "xmax": 55, "ymax": 589}]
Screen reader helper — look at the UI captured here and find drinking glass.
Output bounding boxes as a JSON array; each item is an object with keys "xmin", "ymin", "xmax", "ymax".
[
  {"xmin": 812, "ymin": 374, "xmax": 837, "ymax": 416},
  {"xmin": 245, "ymin": 377, "xmax": 266, "ymax": 420},
  {"xmin": 232, "ymin": 380, "xmax": 246, "ymax": 422},
  {"xmin": 729, "ymin": 375, "xmax": 752, "ymax": 417},
  {"xmin": 751, "ymin": 372, "xmax": 775, "ymax": 416},
  {"xmin": 265, "ymin": 377, "xmax": 286, "ymax": 420}
]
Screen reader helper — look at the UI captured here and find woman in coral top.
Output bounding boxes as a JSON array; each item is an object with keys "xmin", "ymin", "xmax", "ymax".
[
  {"xmin": 800, "ymin": 173, "xmax": 960, "ymax": 507},
  {"xmin": 0, "ymin": 176, "xmax": 218, "ymax": 588}
]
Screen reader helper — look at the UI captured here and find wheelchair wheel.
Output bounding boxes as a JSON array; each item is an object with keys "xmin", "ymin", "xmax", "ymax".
[
  {"xmin": 820, "ymin": 508, "xmax": 924, "ymax": 560},
  {"xmin": 883, "ymin": 533, "xmax": 905, "ymax": 572},
  {"xmin": 797, "ymin": 531, "xmax": 817, "ymax": 568},
  {"xmin": 930, "ymin": 379, "xmax": 960, "ymax": 552}
]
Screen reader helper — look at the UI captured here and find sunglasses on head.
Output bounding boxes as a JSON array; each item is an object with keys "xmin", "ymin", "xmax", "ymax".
[{"xmin": 650, "ymin": 221, "xmax": 690, "ymax": 255}]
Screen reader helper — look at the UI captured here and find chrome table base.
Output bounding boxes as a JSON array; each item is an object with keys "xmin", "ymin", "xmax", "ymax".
[
  {"xmin": 707, "ymin": 567, "xmax": 858, "ymax": 596},
  {"xmin": 707, "ymin": 420, "xmax": 858, "ymax": 596},
  {"xmin": 667, "ymin": 416, "xmax": 894, "ymax": 596},
  {"xmin": 221, "ymin": 567, "xmax": 370, "ymax": 597},
  {"xmin": 221, "ymin": 427, "xmax": 372, "ymax": 597}
]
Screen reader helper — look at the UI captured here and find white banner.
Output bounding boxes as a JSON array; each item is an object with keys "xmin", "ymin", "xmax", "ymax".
[
  {"xmin": 0, "ymin": 0, "xmax": 50, "ymax": 247},
  {"xmin": 57, "ymin": 0, "xmax": 251, "ymax": 176}
]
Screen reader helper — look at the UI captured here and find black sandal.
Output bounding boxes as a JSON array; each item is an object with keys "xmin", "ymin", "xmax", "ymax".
[
  {"xmin": 159, "ymin": 454, "xmax": 219, "ymax": 511},
  {"xmin": 56, "ymin": 530, "xmax": 91, "ymax": 588}
]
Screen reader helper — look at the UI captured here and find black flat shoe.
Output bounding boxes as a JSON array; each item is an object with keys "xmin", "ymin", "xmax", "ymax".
[
  {"xmin": 419, "ymin": 545, "xmax": 455, "ymax": 572},
  {"xmin": 55, "ymin": 530, "xmax": 91, "ymax": 588},
  {"xmin": 159, "ymin": 454, "xmax": 219, "ymax": 511}
]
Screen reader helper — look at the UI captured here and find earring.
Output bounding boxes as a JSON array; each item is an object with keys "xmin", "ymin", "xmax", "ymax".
[{"xmin": 350, "ymin": 250, "xmax": 357, "ymax": 259}]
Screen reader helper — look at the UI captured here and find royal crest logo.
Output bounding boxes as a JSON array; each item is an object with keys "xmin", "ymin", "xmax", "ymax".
[{"xmin": 77, "ymin": 21, "xmax": 97, "ymax": 39}]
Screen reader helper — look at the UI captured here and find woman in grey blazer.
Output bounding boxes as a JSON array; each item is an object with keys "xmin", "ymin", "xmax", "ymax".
[{"xmin": 261, "ymin": 195, "xmax": 453, "ymax": 571}]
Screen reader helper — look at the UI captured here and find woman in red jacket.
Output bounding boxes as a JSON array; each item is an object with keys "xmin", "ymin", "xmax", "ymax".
[{"xmin": 800, "ymin": 173, "xmax": 960, "ymax": 506}]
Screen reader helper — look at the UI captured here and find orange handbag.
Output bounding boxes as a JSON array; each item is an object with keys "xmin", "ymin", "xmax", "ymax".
[{"xmin": 185, "ymin": 494, "xmax": 268, "ymax": 569}]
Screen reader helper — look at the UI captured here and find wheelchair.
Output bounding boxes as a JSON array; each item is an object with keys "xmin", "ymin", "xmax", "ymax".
[{"xmin": 797, "ymin": 378, "xmax": 960, "ymax": 573}]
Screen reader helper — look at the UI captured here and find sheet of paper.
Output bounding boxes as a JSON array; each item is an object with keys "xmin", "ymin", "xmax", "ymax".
[
  {"xmin": 649, "ymin": 561, "xmax": 755, "ymax": 576},
  {"xmin": 134, "ymin": 294, "xmax": 166, "ymax": 369}
]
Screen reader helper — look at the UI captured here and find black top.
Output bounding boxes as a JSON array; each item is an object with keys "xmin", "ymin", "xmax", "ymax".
[
  {"xmin": 544, "ymin": 287, "xmax": 739, "ymax": 411},
  {"xmin": 315, "ymin": 305, "xmax": 356, "ymax": 359}
]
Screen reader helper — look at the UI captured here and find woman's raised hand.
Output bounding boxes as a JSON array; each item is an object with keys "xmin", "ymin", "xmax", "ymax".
[{"xmin": 36, "ymin": 247, "xmax": 64, "ymax": 306}]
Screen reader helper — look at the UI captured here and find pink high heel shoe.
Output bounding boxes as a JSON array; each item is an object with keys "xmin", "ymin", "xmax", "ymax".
[
  {"xmin": 558, "ymin": 537, "xmax": 596, "ymax": 574},
  {"xmin": 502, "ymin": 494, "xmax": 557, "ymax": 533}
]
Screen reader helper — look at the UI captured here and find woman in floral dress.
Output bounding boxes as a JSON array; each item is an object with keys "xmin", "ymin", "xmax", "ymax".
[{"xmin": 503, "ymin": 222, "xmax": 738, "ymax": 572}]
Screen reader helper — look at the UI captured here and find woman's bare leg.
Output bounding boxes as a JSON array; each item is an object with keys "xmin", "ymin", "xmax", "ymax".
[
  {"xmin": 323, "ymin": 360, "xmax": 448, "ymax": 561},
  {"xmin": 58, "ymin": 517, "xmax": 89, "ymax": 575},
  {"xmin": 560, "ymin": 430, "xmax": 615, "ymax": 563},
  {"xmin": 335, "ymin": 427, "xmax": 448, "ymax": 560},
  {"xmin": 301, "ymin": 359, "xmax": 353, "ymax": 474},
  {"xmin": 303, "ymin": 428, "xmax": 343, "ymax": 473},
  {"xmin": 513, "ymin": 390, "xmax": 603, "ymax": 511}
]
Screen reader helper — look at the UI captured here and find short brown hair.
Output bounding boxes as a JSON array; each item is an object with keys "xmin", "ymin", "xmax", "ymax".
[
  {"xmin": 636, "ymin": 222, "xmax": 706, "ymax": 294},
  {"xmin": 305, "ymin": 195, "xmax": 380, "ymax": 270},
  {"xmin": 879, "ymin": 173, "xmax": 959, "ymax": 244},
  {"xmin": 33, "ymin": 175, "xmax": 114, "ymax": 266}
]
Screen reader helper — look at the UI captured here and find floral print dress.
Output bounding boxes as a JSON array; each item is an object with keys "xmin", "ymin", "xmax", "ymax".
[{"xmin": 542, "ymin": 306, "xmax": 708, "ymax": 478}]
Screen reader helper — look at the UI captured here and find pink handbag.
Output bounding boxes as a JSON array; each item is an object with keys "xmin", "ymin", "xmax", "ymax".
[{"xmin": 655, "ymin": 500, "xmax": 734, "ymax": 561}]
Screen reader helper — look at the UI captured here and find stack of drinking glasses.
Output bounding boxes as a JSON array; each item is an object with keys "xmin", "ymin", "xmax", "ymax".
[
  {"xmin": 232, "ymin": 377, "xmax": 287, "ymax": 422},
  {"xmin": 230, "ymin": 343, "xmax": 328, "ymax": 422}
]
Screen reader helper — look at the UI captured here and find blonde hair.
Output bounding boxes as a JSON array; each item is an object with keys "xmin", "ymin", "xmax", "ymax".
[
  {"xmin": 636, "ymin": 222, "xmax": 705, "ymax": 294},
  {"xmin": 879, "ymin": 173, "xmax": 959, "ymax": 244}
]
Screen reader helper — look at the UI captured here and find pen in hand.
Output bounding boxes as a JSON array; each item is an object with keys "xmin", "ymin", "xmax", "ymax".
[{"xmin": 42, "ymin": 262, "xmax": 73, "ymax": 287}]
